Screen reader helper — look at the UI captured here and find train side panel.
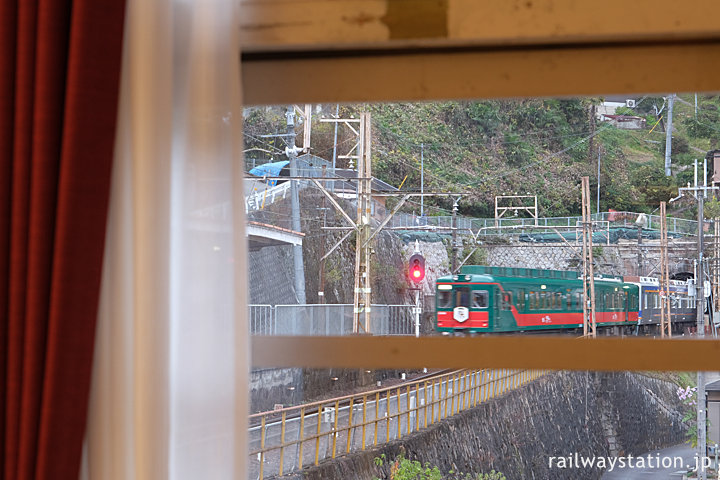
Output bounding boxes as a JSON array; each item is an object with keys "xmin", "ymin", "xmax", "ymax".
[{"xmin": 435, "ymin": 270, "xmax": 640, "ymax": 334}]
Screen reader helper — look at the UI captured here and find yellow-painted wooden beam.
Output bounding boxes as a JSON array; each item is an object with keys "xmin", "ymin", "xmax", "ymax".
[
  {"xmin": 252, "ymin": 336, "xmax": 720, "ymax": 372},
  {"xmin": 243, "ymin": 41, "xmax": 720, "ymax": 105},
  {"xmin": 240, "ymin": 0, "xmax": 720, "ymax": 53}
]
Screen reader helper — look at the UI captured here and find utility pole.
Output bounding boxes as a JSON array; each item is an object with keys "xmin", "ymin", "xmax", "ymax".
[
  {"xmin": 715, "ymin": 219, "xmax": 720, "ymax": 321},
  {"xmin": 697, "ymin": 187, "xmax": 707, "ymax": 480},
  {"xmin": 671, "ymin": 171, "xmax": 720, "ymax": 480},
  {"xmin": 636, "ymin": 218, "xmax": 644, "ymax": 277},
  {"xmin": 581, "ymin": 177, "xmax": 597, "ymax": 338},
  {"xmin": 664, "ymin": 94, "xmax": 675, "ymax": 176},
  {"xmin": 286, "ymin": 106, "xmax": 306, "ymax": 304},
  {"xmin": 319, "ymin": 165, "xmax": 327, "ymax": 304},
  {"xmin": 352, "ymin": 111, "xmax": 373, "ymax": 333},
  {"xmin": 596, "ymin": 149, "xmax": 601, "ymax": 214},
  {"xmin": 451, "ymin": 198, "xmax": 459, "ymax": 273},
  {"xmin": 420, "ymin": 143, "xmax": 424, "ymax": 219},
  {"xmin": 659, "ymin": 203, "xmax": 671, "ymax": 338},
  {"xmin": 331, "ymin": 104, "xmax": 339, "ymax": 191}
]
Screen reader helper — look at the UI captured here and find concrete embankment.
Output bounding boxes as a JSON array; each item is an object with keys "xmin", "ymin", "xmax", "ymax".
[{"xmin": 281, "ymin": 371, "xmax": 686, "ymax": 480}]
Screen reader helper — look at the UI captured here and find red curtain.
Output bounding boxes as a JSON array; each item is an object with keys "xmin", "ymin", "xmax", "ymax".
[{"xmin": 0, "ymin": 1, "xmax": 126, "ymax": 479}]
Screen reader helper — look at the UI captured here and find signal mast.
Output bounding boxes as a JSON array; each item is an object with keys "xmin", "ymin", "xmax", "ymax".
[{"xmin": 408, "ymin": 241, "xmax": 426, "ymax": 337}]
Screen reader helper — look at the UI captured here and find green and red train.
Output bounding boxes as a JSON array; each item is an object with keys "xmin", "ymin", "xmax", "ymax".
[{"xmin": 435, "ymin": 266, "xmax": 696, "ymax": 334}]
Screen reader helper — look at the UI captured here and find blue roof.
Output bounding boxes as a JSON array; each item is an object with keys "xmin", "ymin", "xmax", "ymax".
[{"xmin": 249, "ymin": 161, "xmax": 290, "ymax": 186}]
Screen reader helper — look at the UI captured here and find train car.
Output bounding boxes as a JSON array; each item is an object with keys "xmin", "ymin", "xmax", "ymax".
[
  {"xmin": 624, "ymin": 276, "xmax": 696, "ymax": 332},
  {"xmin": 436, "ymin": 266, "xmax": 640, "ymax": 334}
]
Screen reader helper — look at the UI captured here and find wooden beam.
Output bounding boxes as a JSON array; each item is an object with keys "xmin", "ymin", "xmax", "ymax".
[
  {"xmin": 251, "ymin": 336, "xmax": 720, "ymax": 372},
  {"xmin": 243, "ymin": 41, "xmax": 720, "ymax": 105},
  {"xmin": 240, "ymin": 0, "xmax": 720, "ymax": 53}
]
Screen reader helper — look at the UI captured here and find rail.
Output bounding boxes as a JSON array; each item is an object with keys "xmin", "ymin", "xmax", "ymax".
[{"xmin": 247, "ymin": 368, "xmax": 547, "ymax": 479}]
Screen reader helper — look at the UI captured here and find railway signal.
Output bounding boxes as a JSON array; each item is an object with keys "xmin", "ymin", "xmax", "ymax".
[{"xmin": 409, "ymin": 254, "xmax": 426, "ymax": 283}]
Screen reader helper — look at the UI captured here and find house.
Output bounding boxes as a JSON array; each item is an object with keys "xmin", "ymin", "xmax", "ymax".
[
  {"xmin": 596, "ymin": 95, "xmax": 640, "ymax": 117},
  {"xmin": 599, "ymin": 114, "xmax": 647, "ymax": 130}
]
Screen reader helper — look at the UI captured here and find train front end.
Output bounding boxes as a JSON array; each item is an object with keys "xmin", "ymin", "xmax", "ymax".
[{"xmin": 436, "ymin": 273, "xmax": 495, "ymax": 333}]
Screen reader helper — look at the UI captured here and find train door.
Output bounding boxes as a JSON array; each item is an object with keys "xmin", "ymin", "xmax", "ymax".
[
  {"xmin": 493, "ymin": 287, "xmax": 502, "ymax": 331},
  {"xmin": 624, "ymin": 290, "xmax": 629, "ymax": 322}
]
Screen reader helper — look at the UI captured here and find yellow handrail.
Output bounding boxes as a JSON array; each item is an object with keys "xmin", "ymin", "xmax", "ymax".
[{"xmin": 249, "ymin": 368, "xmax": 548, "ymax": 479}]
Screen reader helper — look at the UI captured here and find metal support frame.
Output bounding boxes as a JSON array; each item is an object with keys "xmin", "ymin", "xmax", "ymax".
[
  {"xmin": 494, "ymin": 195, "xmax": 538, "ymax": 227},
  {"xmin": 319, "ymin": 116, "xmax": 361, "ymax": 169}
]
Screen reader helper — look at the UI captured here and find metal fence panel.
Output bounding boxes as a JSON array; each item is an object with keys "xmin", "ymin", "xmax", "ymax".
[
  {"xmin": 250, "ymin": 305, "xmax": 275, "ymax": 335},
  {"xmin": 250, "ymin": 304, "xmax": 415, "ymax": 336},
  {"xmin": 387, "ymin": 211, "xmax": 697, "ymax": 237}
]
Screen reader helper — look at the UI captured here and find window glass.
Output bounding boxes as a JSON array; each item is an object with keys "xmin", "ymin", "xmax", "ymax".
[
  {"xmin": 456, "ymin": 287, "xmax": 471, "ymax": 308},
  {"xmin": 472, "ymin": 291, "xmax": 489, "ymax": 309},
  {"xmin": 438, "ymin": 291, "xmax": 452, "ymax": 308}
]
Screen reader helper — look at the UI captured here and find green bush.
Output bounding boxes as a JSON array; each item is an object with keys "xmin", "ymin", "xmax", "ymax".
[{"xmin": 373, "ymin": 454, "xmax": 506, "ymax": 480}]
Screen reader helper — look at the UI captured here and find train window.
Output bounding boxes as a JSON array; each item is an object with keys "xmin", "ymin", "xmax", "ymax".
[
  {"xmin": 566, "ymin": 291, "xmax": 572, "ymax": 309},
  {"xmin": 472, "ymin": 291, "xmax": 489, "ymax": 309},
  {"xmin": 456, "ymin": 287, "xmax": 471, "ymax": 308},
  {"xmin": 529, "ymin": 292, "xmax": 536, "ymax": 310},
  {"xmin": 437, "ymin": 291, "xmax": 452, "ymax": 308},
  {"xmin": 555, "ymin": 293, "xmax": 562, "ymax": 310}
]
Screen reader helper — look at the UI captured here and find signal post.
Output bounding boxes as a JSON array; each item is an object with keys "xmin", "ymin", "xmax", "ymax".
[{"xmin": 408, "ymin": 241, "xmax": 426, "ymax": 337}]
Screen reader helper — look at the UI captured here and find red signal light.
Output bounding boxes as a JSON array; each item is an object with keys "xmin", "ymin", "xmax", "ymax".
[{"xmin": 408, "ymin": 254, "xmax": 425, "ymax": 283}]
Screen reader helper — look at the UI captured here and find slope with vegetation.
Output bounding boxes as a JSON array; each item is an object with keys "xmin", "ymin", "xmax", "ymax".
[{"xmin": 243, "ymin": 95, "xmax": 720, "ymax": 220}]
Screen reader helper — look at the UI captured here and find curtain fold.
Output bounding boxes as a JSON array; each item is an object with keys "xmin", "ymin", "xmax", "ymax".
[
  {"xmin": 82, "ymin": 0, "xmax": 248, "ymax": 478},
  {"xmin": 0, "ymin": 1, "xmax": 126, "ymax": 480}
]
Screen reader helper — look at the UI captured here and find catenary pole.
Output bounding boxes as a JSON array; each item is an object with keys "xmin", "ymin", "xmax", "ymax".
[
  {"xmin": 287, "ymin": 105, "xmax": 306, "ymax": 304},
  {"xmin": 664, "ymin": 94, "xmax": 675, "ymax": 176},
  {"xmin": 697, "ymin": 183, "xmax": 706, "ymax": 479}
]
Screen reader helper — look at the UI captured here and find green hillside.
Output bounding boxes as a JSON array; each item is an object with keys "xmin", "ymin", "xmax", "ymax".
[{"xmin": 243, "ymin": 95, "xmax": 720, "ymax": 220}]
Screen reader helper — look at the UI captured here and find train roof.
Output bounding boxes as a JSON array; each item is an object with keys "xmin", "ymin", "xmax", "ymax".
[
  {"xmin": 457, "ymin": 265, "xmax": 624, "ymax": 282},
  {"xmin": 623, "ymin": 275, "xmax": 688, "ymax": 288}
]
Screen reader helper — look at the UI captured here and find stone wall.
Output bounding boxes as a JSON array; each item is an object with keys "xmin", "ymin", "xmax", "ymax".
[
  {"xmin": 281, "ymin": 371, "xmax": 687, "ymax": 480},
  {"xmin": 481, "ymin": 238, "xmax": 695, "ymax": 278}
]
